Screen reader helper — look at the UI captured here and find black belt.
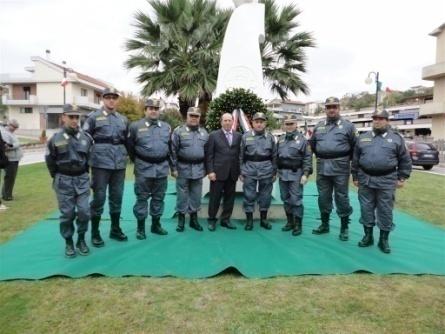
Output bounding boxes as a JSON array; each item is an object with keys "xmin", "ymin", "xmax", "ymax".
[
  {"xmin": 316, "ymin": 151, "xmax": 351, "ymax": 159},
  {"xmin": 360, "ymin": 166, "xmax": 396, "ymax": 176},
  {"xmin": 178, "ymin": 156, "xmax": 205, "ymax": 164},
  {"xmin": 135, "ymin": 153, "xmax": 168, "ymax": 164},
  {"xmin": 277, "ymin": 158, "xmax": 302, "ymax": 171},
  {"xmin": 244, "ymin": 154, "xmax": 272, "ymax": 162},
  {"xmin": 57, "ymin": 169, "xmax": 88, "ymax": 176},
  {"xmin": 94, "ymin": 138, "xmax": 125, "ymax": 145}
]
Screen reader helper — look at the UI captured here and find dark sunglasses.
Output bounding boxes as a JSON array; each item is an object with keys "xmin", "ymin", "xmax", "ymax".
[
  {"xmin": 67, "ymin": 115, "xmax": 80, "ymax": 119},
  {"xmin": 284, "ymin": 122, "xmax": 295, "ymax": 126},
  {"xmin": 372, "ymin": 117, "xmax": 387, "ymax": 121},
  {"xmin": 326, "ymin": 105, "xmax": 338, "ymax": 110},
  {"xmin": 103, "ymin": 95, "xmax": 118, "ymax": 100}
]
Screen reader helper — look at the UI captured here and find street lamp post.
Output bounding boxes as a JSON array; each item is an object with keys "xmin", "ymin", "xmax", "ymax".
[
  {"xmin": 62, "ymin": 61, "xmax": 67, "ymax": 105},
  {"xmin": 365, "ymin": 71, "xmax": 380, "ymax": 112}
]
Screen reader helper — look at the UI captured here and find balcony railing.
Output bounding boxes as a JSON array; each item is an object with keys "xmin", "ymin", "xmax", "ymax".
[
  {"xmin": 422, "ymin": 62, "xmax": 445, "ymax": 80},
  {"xmin": 76, "ymin": 96, "xmax": 101, "ymax": 110},
  {"xmin": 2, "ymin": 94, "xmax": 38, "ymax": 105}
]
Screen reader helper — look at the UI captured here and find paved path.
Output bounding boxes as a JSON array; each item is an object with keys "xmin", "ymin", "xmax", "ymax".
[{"xmin": 20, "ymin": 148, "xmax": 46, "ymax": 166}]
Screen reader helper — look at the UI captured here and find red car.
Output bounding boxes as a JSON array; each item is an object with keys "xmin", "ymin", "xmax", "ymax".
[{"xmin": 406, "ymin": 141, "xmax": 440, "ymax": 170}]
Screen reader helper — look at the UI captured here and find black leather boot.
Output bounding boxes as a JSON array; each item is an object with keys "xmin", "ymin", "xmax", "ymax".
[
  {"xmin": 358, "ymin": 226, "xmax": 374, "ymax": 247},
  {"xmin": 221, "ymin": 219, "xmax": 237, "ymax": 229},
  {"xmin": 260, "ymin": 211, "xmax": 272, "ymax": 230},
  {"xmin": 189, "ymin": 212, "xmax": 203, "ymax": 231},
  {"xmin": 65, "ymin": 238, "xmax": 76, "ymax": 258},
  {"xmin": 176, "ymin": 213, "xmax": 185, "ymax": 232},
  {"xmin": 312, "ymin": 212, "xmax": 330, "ymax": 234},
  {"xmin": 245, "ymin": 212, "xmax": 253, "ymax": 231},
  {"xmin": 109, "ymin": 213, "xmax": 128, "ymax": 241},
  {"xmin": 292, "ymin": 216, "xmax": 302, "ymax": 236},
  {"xmin": 136, "ymin": 219, "xmax": 146, "ymax": 240},
  {"xmin": 151, "ymin": 216, "xmax": 168, "ymax": 235},
  {"xmin": 339, "ymin": 216, "xmax": 350, "ymax": 241},
  {"xmin": 76, "ymin": 233, "xmax": 90, "ymax": 255},
  {"xmin": 91, "ymin": 216, "xmax": 105, "ymax": 247},
  {"xmin": 282, "ymin": 213, "xmax": 295, "ymax": 231},
  {"xmin": 208, "ymin": 218, "xmax": 217, "ymax": 232},
  {"xmin": 378, "ymin": 230, "xmax": 391, "ymax": 254}
]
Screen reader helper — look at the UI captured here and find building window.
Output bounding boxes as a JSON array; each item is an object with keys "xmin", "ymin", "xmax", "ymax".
[
  {"xmin": 94, "ymin": 93, "xmax": 100, "ymax": 104},
  {"xmin": 81, "ymin": 88, "xmax": 88, "ymax": 97},
  {"xmin": 23, "ymin": 86, "xmax": 31, "ymax": 99},
  {"xmin": 20, "ymin": 107, "xmax": 33, "ymax": 114}
]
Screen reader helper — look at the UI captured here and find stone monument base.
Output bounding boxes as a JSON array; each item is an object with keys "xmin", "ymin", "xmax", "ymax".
[{"xmin": 199, "ymin": 177, "xmax": 284, "ymax": 220}]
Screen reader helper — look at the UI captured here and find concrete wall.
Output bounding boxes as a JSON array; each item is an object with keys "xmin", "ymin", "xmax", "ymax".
[
  {"xmin": 433, "ymin": 78, "xmax": 445, "ymax": 103},
  {"xmin": 7, "ymin": 106, "xmax": 40, "ymax": 130},
  {"xmin": 436, "ymin": 29, "xmax": 445, "ymax": 63},
  {"xmin": 36, "ymin": 83, "xmax": 64, "ymax": 105},
  {"xmin": 431, "ymin": 116, "xmax": 445, "ymax": 140},
  {"xmin": 33, "ymin": 61, "xmax": 61, "ymax": 82}
]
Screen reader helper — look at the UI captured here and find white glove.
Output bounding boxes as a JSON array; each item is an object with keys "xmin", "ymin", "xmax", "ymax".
[{"xmin": 300, "ymin": 175, "xmax": 308, "ymax": 185}]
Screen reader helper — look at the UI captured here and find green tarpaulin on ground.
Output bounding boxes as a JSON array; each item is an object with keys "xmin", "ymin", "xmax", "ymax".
[{"xmin": 1, "ymin": 181, "xmax": 444, "ymax": 280}]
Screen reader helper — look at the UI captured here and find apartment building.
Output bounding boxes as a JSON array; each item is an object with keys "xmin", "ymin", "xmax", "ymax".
[
  {"xmin": 420, "ymin": 23, "xmax": 445, "ymax": 140},
  {"xmin": 266, "ymin": 98, "xmax": 305, "ymax": 119},
  {"xmin": 0, "ymin": 56, "xmax": 112, "ymax": 133},
  {"xmin": 302, "ymin": 104, "xmax": 432, "ymax": 138}
]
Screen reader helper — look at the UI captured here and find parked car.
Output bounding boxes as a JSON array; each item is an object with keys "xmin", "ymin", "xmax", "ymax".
[{"xmin": 406, "ymin": 141, "xmax": 439, "ymax": 170}]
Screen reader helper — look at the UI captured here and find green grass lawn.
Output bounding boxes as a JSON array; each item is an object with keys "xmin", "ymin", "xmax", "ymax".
[
  {"xmin": 17, "ymin": 136, "xmax": 41, "ymax": 146},
  {"xmin": 0, "ymin": 163, "xmax": 444, "ymax": 333}
]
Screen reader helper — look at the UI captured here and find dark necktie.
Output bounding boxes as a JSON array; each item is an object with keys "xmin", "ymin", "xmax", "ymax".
[{"xmin": 225, "ymin": 131, "xmax": 232, "ymax": 145}]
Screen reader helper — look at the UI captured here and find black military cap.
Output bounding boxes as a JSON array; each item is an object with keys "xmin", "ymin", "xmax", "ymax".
[
  {"xmin": 187, "ymin": 107, "xmax": 201, "ymax": 116},
  {"xmin": 283, "ymin": 114, "xmax": 298, "ymax": 124},
  {"xmin": 252, "ymin": 112, "xmax": 267, "ymax": 121},
  {"xmin": 372, "ymin": 109, "xmax": 390, "ymax": 119},
  {"xmin": 145, "ymin": 98, "xmax": 161, "ymax": 108},
  {"xmin": 325, "ymin": 96, "xmax": 340, "ymax": 105},
  {"xmin": 63, "ymin": 104, "xmax": 81, "ymax": 115},
  {"xmin": 102, "ymin": 87, "xmax": 120, "ymax": 98}
]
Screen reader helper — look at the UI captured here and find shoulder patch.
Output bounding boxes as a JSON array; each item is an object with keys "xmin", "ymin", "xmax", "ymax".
[{"xmin": 54, "ymin": 140, "xmax": 68, "ymax": 147}]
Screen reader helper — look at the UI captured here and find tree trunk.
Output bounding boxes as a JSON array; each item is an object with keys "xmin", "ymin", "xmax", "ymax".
[
  {"xmin": 198, "ymin": 92, "xmax": 212, "ymax": 126},
  {"xmin": 178, "ymin": 96, "xmax": 191, "ymax": 119}
]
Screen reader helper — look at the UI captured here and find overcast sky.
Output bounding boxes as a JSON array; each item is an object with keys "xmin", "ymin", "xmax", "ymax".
[{"xmin": 0, "ymin": 0, "xmax": 444, "ymax": 102}]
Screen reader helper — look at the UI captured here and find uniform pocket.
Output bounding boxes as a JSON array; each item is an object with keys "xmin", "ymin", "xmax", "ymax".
[
  {"xmin": 56, "ymin": 175, "xmax": 74, "ymax": 195},
  {"xmin": 78, "ymin": 174, "xmax": 91, "ymax": 194}
]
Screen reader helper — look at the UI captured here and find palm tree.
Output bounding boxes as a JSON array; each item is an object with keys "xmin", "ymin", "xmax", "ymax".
[
  {"xmin": 261, "ymin": 0, "xmax": 315, "ymax": 100},
  {"xmin": 125, "ymin": 0, "xmax": 230, "ymax": 117},
  {"xmin": 126, "ymin": 0, "xmax": 314, "ymax": 119}
]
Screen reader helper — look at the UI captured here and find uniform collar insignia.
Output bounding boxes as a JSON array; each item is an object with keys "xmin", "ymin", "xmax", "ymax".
[
  {"xmin": 102, "ymin": 110, "xmax": 108, "ymax": 116},
  {"xmin": 382, "ymin": 132, "xmax": 388, "ymax": 138},
  {"xmin": 63, "ymin": 133, "xmax": 69, "ymax": 140}
]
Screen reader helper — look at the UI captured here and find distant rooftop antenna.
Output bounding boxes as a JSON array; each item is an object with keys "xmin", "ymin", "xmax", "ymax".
[{"xmin": 45, "ymin": 49, "xmax": 51, "ymax": 60}]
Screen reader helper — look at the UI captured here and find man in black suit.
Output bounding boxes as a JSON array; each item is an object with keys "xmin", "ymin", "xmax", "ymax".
[{"xmin": 205, "ymin": 113, "xmax": 242, "ymax": 231}]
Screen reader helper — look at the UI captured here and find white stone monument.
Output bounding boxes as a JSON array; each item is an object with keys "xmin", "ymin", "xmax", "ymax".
[
  {"xmin": 215, "ymin": 0, "xmax": 266, "ymax": 99},
  {"xmin": 201, "ymin": 1, "xmax": 282, "ymax": 219}
]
